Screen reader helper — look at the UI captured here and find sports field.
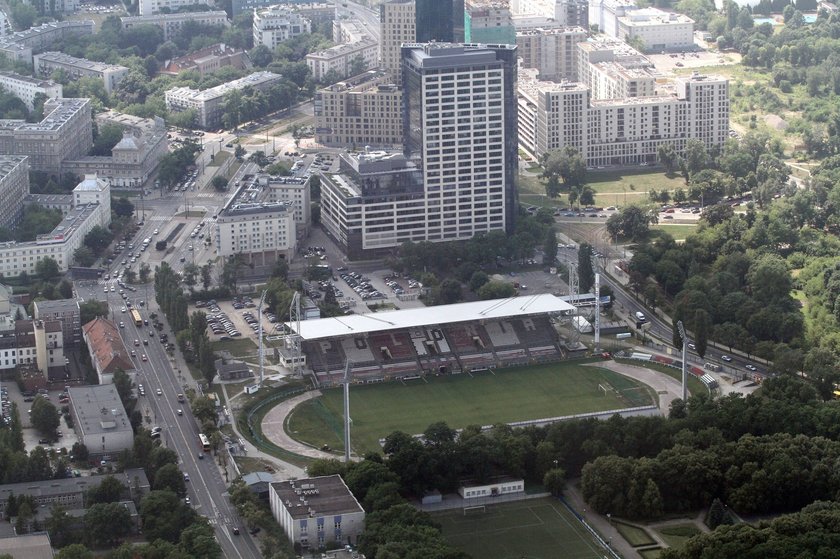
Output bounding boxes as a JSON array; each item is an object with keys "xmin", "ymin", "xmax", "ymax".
[
  {"xmin": 437, "ymin": 497, "xmax": 607, "ymax": 559},
  {"xmin": 285, "ymin": 363, "xmax": 654, "ymax": 454}
]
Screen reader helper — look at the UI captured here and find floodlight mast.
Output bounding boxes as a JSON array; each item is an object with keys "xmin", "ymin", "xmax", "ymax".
[
  {"xmin": 591, "ymin": 249, "xmax": 601, "ymax": 352},
  {"xmin": 258, "ymin": 290, "xmax": 267, "ymax": 389},
  {"xmin": 342, "ymin": 360, "xmax": 352, "ymax": 463},
  {"xmin": 677, "ymin": 320, "xmax": 687, "ymax": 402}
]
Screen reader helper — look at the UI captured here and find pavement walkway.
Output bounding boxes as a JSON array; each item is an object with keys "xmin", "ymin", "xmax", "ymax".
[
  {"xmin": 259, "ymin": 390, "xmax": 337, "ymax": 460},
  {"xmin": 585, "ymin": 360, "xmax": 682, "ymax": 414}
]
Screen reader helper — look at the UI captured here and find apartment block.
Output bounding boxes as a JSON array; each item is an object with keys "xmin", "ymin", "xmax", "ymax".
[
  {"xmin": 513, "ymin": 0, "xmax": 588, "ymax": 27},
  {"xmin": 0, "ymin": 98, "xmax": 92, "ymax": 174},
  {"xmin": 0, "ymin": 71, "xmax": 62, "ymax": 110},
  {"xmin": 139, "ymin": 0, "xmax": 210, "ymax": 15},
  {"xmin": 0, "ymin": 317, "xmax": 63, "ymax": 377},
  {"xmin": 465, "ymin": 0, "xmax": 516, "ymax": 45},
  {"xmin": 120, "ymin": 11, "xmax": 228, "ymax": 41},
  {"xmin": 616, "ymin": 7, "xmax": 694, "ymax": 52},
  {"xmin": 314, "ymin": 71, "xmax": 402, "ymax": 148},
  {"xmin": 0, "ymin": 20, "xmax": 94, "ymax": 65},
  {"xmin": 0, "ymin": 155, "xmax": 28, "ymax": 229},
  {"xmin": 214, "ymin": 181, "xmax": 297, "ymax": 265},
  {"xmin": 306, "ymin": 37, "xmax": 378, "ymax": 82},
  {"xmin": 160, "ymin": 43, "xmax": 249, "ymax": 77},
  {"xmin": 253, "ymin": 5, "xmax": 311, "ymax": 49},
  {"xmin": 165, "ymin": 71, "xmax": 282, "ymax": 129},
  {"xmin": 253, "ymin": 174, "xmax": 311, "ymax": 237},
  {"xmin": 34, "ymin": 52, "xmax": 129, "ymax": 95},
  {"xmin": 333, "ymin": 18, "xmax": 368, "ymax": 44},
  {"xmin": 516, "ymin": 26, "xmax": 587, "ymax": 81},
  {"xmin": 577, "ymin": 35, "xmax": 656, "ymax": 99},
  {"xmin": 33, "ymin": 298, "xmax": 81, "ymax": 347},
  {"xmin": 379, "ymin": 0, "xmax": 415, "ymax": 77}
]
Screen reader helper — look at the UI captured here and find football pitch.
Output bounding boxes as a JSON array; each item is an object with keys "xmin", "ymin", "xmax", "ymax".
[
  {"xmin": 437, "ymin": 497, "xmax": 607, "ymax": 559},
  {"xmin": 285, "ymin": 362, "xmax": 654, "ymax": 454}
]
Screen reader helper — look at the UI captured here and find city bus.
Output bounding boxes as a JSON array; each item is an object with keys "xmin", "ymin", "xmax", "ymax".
[
  {"xmin": 130, "ymin": 309, "xmax": 142, "ymax": 327},
  {"xmin": 199, "ymin": 433, "xmax": 210, "ymax": 452}
]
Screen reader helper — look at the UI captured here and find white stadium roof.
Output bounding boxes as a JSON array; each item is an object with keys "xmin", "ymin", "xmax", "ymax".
[{"xmin": 287, "ymin": 294, "xmax": 576, "ymax": 341}]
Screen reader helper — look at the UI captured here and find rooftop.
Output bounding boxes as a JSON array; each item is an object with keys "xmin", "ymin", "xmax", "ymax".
[
  {"xmin": 0, "ymin": 533, "xmax": 53, "ymax": 559},
  {"xmin": 34, "ymin": 202, "xmax": 100, "ymax": 245},
  {"xmin": 68, "ymin": 384, "xmax": 132, "ymax": 437},
  {"xmin": 36, "ymin": 52, "xmax": 128, "ymax": 74},
  {"xmin": 0, "ymin": 468, "xmax": 149, "ymax": 504},
  {"xmin": 308, "ymin": 37, "xmax": 376, "ymax": 60},
  {"xmin": 74, "ymin": 174, "xmax": 108, "ymax": 192},
  {"xmin": 271, "ymin": 475, "xmax": 363, "ymax": 520},
  {"xmin": 0, "ymin": 155, "xmax": 27, "ymax": 177},
  {"xmin": 287, "ymin": 294, "xmax": 576, "ymax": 340},
  {"xmin": 220, "ymin": 176, "xmax": 293, "ymax": 217},
  {"xmin": 81, "ymin": 317, "xmax": 134, "ymax": 375},
  {"xmin": 619, "ymin": 7, "xmax": 694, "ymax": 25},
  {"xmin": 320, "ymin": 70, "xmax": 398, "ymax": 93},
  {"xmin": 33, "ymin": 298, "xmax": 79, "ymax": 315},
  {"xmin": 516, "ymin": 25, "xmax": 587, "ymax": 36},
  {"xmin": 120, "ymin": 9, "xmax": 227, "ymax": 22},
  {"xmin": 0, "ymin": 70, "xmax": 59, "ymax": 88},
  {"xmin": 167, "ymin": 71, "xmax": 281, "ymax": 102},
  {"xmin": 6, "ymin": 98, "xmax": 88, "ymax": 134}
]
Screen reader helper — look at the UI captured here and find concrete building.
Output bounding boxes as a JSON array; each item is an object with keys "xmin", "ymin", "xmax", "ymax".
[
  {"xmin": 516, "ymin": 26, "xmax": 587, "ymax": 81},
  {"xmin": 379, "ymin": 0, "xmax": 416, "ymax": 77},
  {"xmin": 402, "ymin": 43, "xmax": 519, "ymax": 242},
  {"xmin": 588, "ymin": 0, "xmax": 635, "ymax": 37},
  {"xmin": 33, "ymin": 298, "xmax": 80, "ymax": 347},
  {"xmin": 0, "ymin": 534, "xmax": 54, "ymax": 559},
  {"xmin": 215, "ymin": 358, "xmax": 251, "ymax": 381},
  {"xmin": 121, "ymin": 11, "xmax": 228, "ymax": 41},
  {"xmin": 0, "ymin": 20, "xmax": 95, "ymax": 65},
  {"xmin": 139, "ymin": 0, "xmax": 210, "ymax": 15},
  {"xmin": 63, "ymin": 112, "xmax": 168, "ymax": 188},
  {"xmin": 233, "ymin": 0, "xmax": 333, "ymax": 18},
  {"xmin": 253, "ymin": 5, "xmax": 312, "ymax": 49},
  {"xmin": 165, "ymin": 71, "xmax": 282, "ymax": 129},
  {"xmin": 306, "ymin": 37, "xmax": 378, "ymax": 82},
  {"xmin": 517, "ymin": 68, "xmax": 729, "ymax": 167},
  {"xmin": 577, "ymin": 35, "xmax": 656, "ymax": 99},
  {"xmin": 214, "ymin": 180, "xmax": 297, "ymax": 266},
  {"xmin": 68, "ymin": 384, "xmax": 134, "ymax": 457},
  {"xmin": 269, "ymin": 476, "xmax": 365, "ymax": 549},
  {"xmin": 0, "ymin": 155, "xmax": 28, "ymax": 229},
  {"xmin": 160, "ymin": 43, "xmax": 250, "ymax": 77},
  {"xmin": 254, "ymin": 174, "xmax": 311, "ymax": 237},
  {"xmin": 34, "ymin": 52, "xmax": 129, "ymax": 95},
  {"xmin": 0, "ymin": 318, "xmax": 64, "ymax": 378},
  {"xmin": 333, "ymin": 18, "xmax": 368, "ymax": 44},
  {"xmin": 459, "ymin": 477, "xmax": 524, "ymax": 499},
  {"xmin": 81, "ymin": 316, "xmax": 135, "ymax": 385},
  {"xmin": 314, "ymin": 71, "xmax": 403, "ymax": 148},
  {"xmin": 0, "ymin": 71, "xmax": 62, "ymax": 111},
  {"xmin": 513, "ymin": 0, "xmax": 588, "ymax": 27},
  {"xmin": 616, "ymin": 8, "xmax": 694, "ymax": 52},
  {"xmin": 24, "ymin": 192, "xmax": 73, "ymax": 213},
  {"xmin": 465, "ymin": 0, "xmax": 516, "ymax": 45}
]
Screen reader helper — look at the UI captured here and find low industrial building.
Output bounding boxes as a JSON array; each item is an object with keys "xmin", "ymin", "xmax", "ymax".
[
  {"xmin": 0, "ymin": 534, "xmax": 54, "ymax": 559},
  {"xmin": 269, "ymin": 475, "xmax": 365, "ymax": 549},
  {"xmin": 33, "ymin": 298, "xmax": 81, "ymax": 347},
  {"xmin": 0, "ymin": 71, "xmax": 62, "ymax": 110},
  {"xmin": 459, "ymin": 477, "xmax": 524, "ymax": 499},
  {"xmin": 120, "ymin": 11, "xmax": 228, "ymax": 41},
  {"xmin": 616, "ymin": 7, "xmax": 694, "ymax": 52},
  {"xmin": 34, "ymin": 52, "xmax": 129, "ymax": 95},
  {"xmin": 242, "ymin": 471, "xmax": 274, "ymax": 500},
  {"xmin": 159, "ymin": 43, "xmax": 250, "ymax": 77},
  {"xmin": 67, "ymin": 384, "xmax": 134, "ymax": 458}
]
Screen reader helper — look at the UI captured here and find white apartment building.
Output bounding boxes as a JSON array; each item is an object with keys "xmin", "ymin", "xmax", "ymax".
[
  {"xmin": 254, "ymin": 174, "xmax": 311, "ymax": 238},
  {"xmin": 252, "ymin": 5, "xmax": 311, "ymax": 49},
  {"xmin": 518, "ymin": 68, "xmax": 728, "ymax": 167},
  {"xmin": 139, "ymin": 0, "xmax": 210, "ymax": 15},
  {"xmin": 616, "ymin": 8, "xmax": 694, "ymax": 52},
  {"xmin": 121, "ymin": 11, "xmax": 228, "ymax": 41},
  {"xmin": 34, "ymin": 52, "xmax": 129, "ymax": 95},
  {"xmin": 588, "ymin": 0, "xmax": 635, "ymax": 36},
  {"xmin": 516, "ymin": 26, "xmax": 587, "ymax": 81},
  {"xmin": 0, "ymin": 20, "xmax": 94, "ymax": 65},
  {"xmin": 577, "ymin": 35, "xmax": 656, "ymax": 99},
  {"xmin": 165, "ymin": 71, "xmax": 282, "ymax": 129},
  {"xmin": 314, "ymin": 71, "xmax": 403, "ymax": 148},
  {"xmin": 306, "ymin": 37, "xmax": 378, "ymax": 82},
  {"xmin": 214, "ymin": 181, "xmax": 297, "ymax": 265},
  {"xmin": 333, "ymin": 18, "xmax": 368, "ymax": 44},
  {"xmin": 512, "ymin": 0, "xmax": 588, "ymax": 26},
  {"xmin": 0, "ymin": 319, "xmax": 64, "ymax": 374},
  {"xmin": 0, "ymin": 71, "xmax": 62, "ymax": 110},
  {"xmin": 0, "ymin": 155, "xmax": 28, "ymax": 229},
  {"xmin": 379, "ymin": 0, "xmax": 415, "ymax": 77}
]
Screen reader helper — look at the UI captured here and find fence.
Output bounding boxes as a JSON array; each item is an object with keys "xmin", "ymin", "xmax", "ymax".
[
  {"xmin": 241, "ymin": 386, "xmax": 311, "ymax": 465},
  {"xmin": 558, "ymin": 496, "xmax": 622, "ymax": 559}
]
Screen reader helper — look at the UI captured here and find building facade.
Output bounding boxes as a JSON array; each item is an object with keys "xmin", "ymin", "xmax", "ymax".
[
  {"xmin": 32, "ymin": 298, "xmax": 80, "ymax": 347},
  {"xmin": 379, "ymin": 0, "xmax": 415, "ymax": 77},
  {"xmin": 269, "ymin": 476, "xmax": 365, "ymax": 549},
  {"xmin": 306, "ymin": 37, "xmax": 378, "ymax": 82},
  {"xmin": 165, "ymin": 71, "xmax": 282, "ymax": 129},
  {"xmin": 616, "ymin": 8, "xmax": 694, "ymax": 52},
  {"xmin": 120, "ymin": 11, "xmax": 228, "ymax": 41},
  {"xmin": 254, "ymin": 174, "xmax": 311, "ymax": 237},
  {"xmin": 515, "ymin": 26, "xmax": 587, "ymax": 81},
  {"xmin": 0, "ymin": 71, "xmax": 62, "ymax": 110},
  {"xmin": 34, "ymin": 52, "xmax": 129, "ymax": 95},
  {"xmin": 0, "ymin": 155, "xmax": 28, "ymax": 229},
  {"xmin": 160, "ymin": 43, "xmax": 249, "ymax": 77},
  {"xmin": 416, "ymin": 0, "xmax": 465, "ymax": 43},
  {"xmin": 67, "ymin": 385, "xmax": 134, "ymax": 457},
  {"xmin": 513, "ymin": 0, "xmax": 587, "ymax": 26},
  {"xmin": 0, "ymin": 318, "xmax": 64, "ymax": 377},
  {"xmin": 0, "ymin": 20, "xmax": 94, "ymax": 65},
  {"xmin": 465, "ymin": 0, "xmax": 516, "ymax": 45},
  {"xmin": 138, "ymin": 0, "xmax": 209, "ymax": 15},
  {"xmin": 253, "ymin": 5, "xmax": 312, "ymax": 49}
]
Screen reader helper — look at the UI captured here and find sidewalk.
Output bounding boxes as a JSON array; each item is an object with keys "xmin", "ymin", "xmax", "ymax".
[{"xmin": 564, "ymin": 482, "xmax": 638, "ymax": 559}]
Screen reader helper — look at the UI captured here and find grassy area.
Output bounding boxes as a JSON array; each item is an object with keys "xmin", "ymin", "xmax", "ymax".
[
  {"xmin": 614, "ymin": 521, "xmax": 657, "ymax": 547},
  {"xmin": 614, "ymin": 358, "xmax": 709, "ymax": 396},
  {"xmin": 211, "ymin": 337, "xmax": 258, "ymax": 357},
  {"xmin": 656, "ymin": 524, "xmax": 702, "ymax": 549},
  {"xmin": 588, "ymin": 170, "xmax": 686, "ymax": 200},
  {"xmin": 652, "ymin": 223, "xmax": 698, "ymax": 241},
  {"xmin": 208, "ymin": 150, "xmax": 231, "ymax": 167},
  {"xmin": 286, "ymin": 362, "xmax": 654, "ymax": 454},
  {"xmin": 436, "ymin": 497, "xmax": 606, "ymax": 559},
  {"xmin": 232, "ymin": 456, "xmax": 281, "ymax": 476},
  {"xmin": 640, "ymin": 549, "xmax": 663, "ymax": 559}
]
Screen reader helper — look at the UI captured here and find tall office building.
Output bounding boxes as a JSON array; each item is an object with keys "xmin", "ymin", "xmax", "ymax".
[
  {"xmin": 416, "ymin": 0, "xmax": 465, "ymax": 43},
  {"xmin": 380, "ymin": 0, "xmax": 416, "ymax": 76},
  {"xmin": 403, "ymin": 43, "xmax": 518, "ymax": 240}
]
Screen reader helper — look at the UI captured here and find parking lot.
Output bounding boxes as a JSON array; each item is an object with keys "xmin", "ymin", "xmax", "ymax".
[{"xmin": 2, "ymin": 382, "xmax": 80, "ymax": 454}]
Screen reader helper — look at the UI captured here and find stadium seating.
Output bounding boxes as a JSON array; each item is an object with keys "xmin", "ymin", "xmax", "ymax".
[
  {"xmin": 483, "ymin": 321, "xmax": 521, "ymax": 347},
  {"xmin": 512, "ymin": 316, "xmax": 556, "ymax": 346},
  {"xmin": 369, "ymin": 332, "xmax": 415, "ymax": 361},
  {"xmin": 302, "ymin": 340, "xmax": 345, "ymax": 374},
  {"xmin": 341, "ymin": 337, "xmax": 376, "ymax": 364}
]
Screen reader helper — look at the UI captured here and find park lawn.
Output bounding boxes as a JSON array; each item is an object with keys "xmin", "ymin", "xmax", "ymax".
[
  {"xmin": 208, "ymin": 150, "xmax": 231, "ymax": 167},
  {"xmin": 587, "ymin": 170, "xmax": 686, "ymax": 197},
  {"xmin": 286, "ymin": 363, "xmax": 654, "ymax": 454},
  {"xmin": 652, "ymin": 223, "xmax": 697, "ymax": 241},
  {"xmin": 211, "ymin": 337, "xmax": 257, "ymax": 357},
  {"xmin": 436, "ymin": 497, "xmax": 606, "ymax": 559},
  {"xmin": 615, "ymin": 521, "xmax": 657, "ymax": 547},
  {"xmin": 656, "ymin": 524, "xmax": 702, "ymax": 549},
  {"xmin": 640, "ymin": 549, "xmax": 663, "ymax": 559}
]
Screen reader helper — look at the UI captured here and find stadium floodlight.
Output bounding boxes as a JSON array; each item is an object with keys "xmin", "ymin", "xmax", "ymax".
[
  {"xmin": 342, "ymin": 360, "xmax": 352, "ymax": 463},
  {"xmin": 258, "ymin": 290, "xmax": 267, "ymax": 389},
  {"xmin": 677, "ymin": 320, "xmax": 687, "ymax": 402}
]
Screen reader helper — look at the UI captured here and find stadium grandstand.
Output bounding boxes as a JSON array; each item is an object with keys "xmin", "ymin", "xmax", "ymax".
[{"xmin": 286, "ymin": 295, "xmax": 577, "ymax": 387}]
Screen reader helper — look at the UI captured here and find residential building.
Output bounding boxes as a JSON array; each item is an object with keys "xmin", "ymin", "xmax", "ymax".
[
  {"xmin": 576, "ymin": 35, "xmax": 656, "ymax": 99},
  {"xmin": 71, "ymin": 174, "xmax": 111, "ymax": 228},
  {"xmin": 214, "ymin": 180, "xmax": 297, "ymax": 265},
  {"xmin": 68, "ymin": 384, "xmax": 134, "ymax": 457},
  {"xmin": 0, "ymin": 534, "xmax": 54, "ymax": 559},
  {"xmin": 0, "ymin": 155, "xmax": 28, "ymax": 229},
  {"xmin": 233, "ymin": 0, "xmax": 333, "ymax": 18},
  {"xmin": 379, "ymin": 0, "xmax": 415, "ymax": 77},
  {"xmin": 516, "ymin": 26, "xmax": 587, "ymax": 81},
  {"xmin": 63, "ymin": 112, "xmax": 168, "ymax": 188},
  {"xmin": 333, "ymin": 18, "xmax": 368, "ymax": 44},
  {"xmin": 0, "ymin": 318, "xmax": 64, "ymax": 378},
  {"xmin": 34, "ymin": 52, "xmax": 129, "ymax": 95},
  {"xmin": 0, "ymin": 469, "xmax": 148, "ymax": 515},
  {"xmin": 254, "ymin": 174, "xmax": 311, "ymax": 237},
  {"xmin": 0, "ymin": 71, "xmax": 62, "ymax": 110},
  {"xmin": 253, "ymin": 5, "xmax": 312, "ymax": 49},
  {"xmin": 513, "ymin": 0, "xmax": 588, "ymax": 27},
  {"xmin": 588, "ymin": 0, "xmax": 636, "ymax": 37},
  {"xmin": 402, "ymin": 43, "xmax": 519, "ymax": 241},
  {"xmin": 465, "ymin": 0, "xmax": 516, "ymax": 45},
  {"xmin": 82, "ymin": 316, "xmax": 135, "ymax": 384},
  {"xmin": 306, "ymin": 37, "xmax": 378, "ymax": 82},
  {"xmin": 269, "ymin": 475, "xmax": 365, "ymax": 549},
  {"xmin": 121, "ymin": 11, "xmax": 228, "ymax": 41},
  {"xmin": 0, "ymin": 98, "xmax": 92, "ymax": 174},
  {"xmin": 24, "ymin": 193, "xmax": 73, "ymax": 213},
  {"xmin": 616, "ymin": 7, "xmax": 694, "ymax": 52},
  {"xmin": 139, "ymin": 0, "xmax": 210, "ymax": 15},
  {"xmin": 23, "ymin": 0, "xmax": 79, "ymax": 14},
  {"xmin": 165, "ymin": 71, "xmax": 283, "ymax": 129},
  {"xmin": 314, "ymin": 71, "xmax": 403, "ymax": 148},
  {"xmin": 33, "ymin": 298, "xmax": 80, "ymax": 347},
  {"xmin": 159, "ymin": 43, "xmax": 250, "ymax": 77},
  {"xmin": 0, "ymin": 20, "xmax": 95, "ymax": 65}
]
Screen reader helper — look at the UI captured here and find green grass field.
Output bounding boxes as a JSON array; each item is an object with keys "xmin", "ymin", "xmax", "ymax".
[
  {"xmin": 436, "ymin": 497, "xmax": 606, "ymax": 559},
  {"xmin": 652, "ymin": 223, "xmax": 697, "ymax": 241},
  {"xmin": 286, "ymin": 363, "xmax": 655, "ymax": 454}
]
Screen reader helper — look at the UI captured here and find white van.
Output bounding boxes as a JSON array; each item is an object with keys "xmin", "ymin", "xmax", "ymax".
[{"xmin": 635, "ymin": 311, "xmax": 646, "ymax": 322}]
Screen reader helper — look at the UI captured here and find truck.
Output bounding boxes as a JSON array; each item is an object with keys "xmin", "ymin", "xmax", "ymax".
[{"xmin": 573, "ymin": 316, "xmax": 593, "ymax": 333}]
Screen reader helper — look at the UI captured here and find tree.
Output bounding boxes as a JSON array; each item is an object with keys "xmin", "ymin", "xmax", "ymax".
[
  {"xmin": 658, "ymin": 143, "xmax": 679, "ymax": 175},
  {"xmin": 179, "ymin": 520, "xmax": 222, "ymax": 558},
  {"xmin": 139, "ymin": 490, "xmax": 195, "ymax": 543},
  {"xmin": 86, "ymin": 475, "xmax": 125, "ymax": 505},
  {"xmin": 543, "ymin": 468, "xmax": 566, "ymax": 496},
  {"xmin": 606, "ymin": 206, "xmax": 655, "ymax": 241},
  {"xmin": 211, "ymin": 175, "xmax": 229, "ymax": 191},
  {"xmin": 693, "ymin": 309, "xmax": 711, "ymax": 359},
  {"xmin": 234, "ymin": 144, "xmax": 246, "ymax": 161},
  {"xmin": 154, "ymin": 463, "xmax": 186, "ymax": 496},
  {"xmin": 90, "ymin": 124, "xmax": 124, "ymax": 156},
  {"xmin": 436, "ymin": 279, "xmax": 462, "ymax": 304},
  {"xmin": 84, "ymin": 502, "xmax": 132, "ymax": 547},
  {"xmin": 578, "ymin": 243, "xmax": 595, "ymax": 293},
  {"xmin": 35, "ymin": 257, "xmax": 60, "ymax": 282},
  {"xmin": 30, "ymin": 396, "xmax": 59, "ymax": 437},
  {"xmin": 79, "ymin": 301, "xmax": 108, "ymax": 325},
  {"xmin": 200, "ymin": 263, "xmax": 213, "ymax": 289},
  {"xmin": 684, "ymin": 139, "xmax": 709, "ymax": 176},
  {"xmin": 45, "ymin": 505, "xmax": 74, "ymax": 548},
  {"xmin": 469, "ymin": 271, "xmax": 489, "ymax": 292},
  {"xmin": 477, "ymin": 281, "xmax": 516, "ymax": 300},
  {"xmin": 111, "ymin": 198, "xmax": 134, "ymax": 218},
  {"xmin": 541, "ymin": 146, "xmax": 587, "ymax": 197},
  {"xmin": 139, "ymin": 263, "xmax": 151, "ymax": 283},
  {"xmin": 249, "ymin": 45, "xmax": 272, "ymax": 67},
  {"xmin": 543, "ymin": 228, "xmax": 558, "ymax": 265},
  {"xmin": 55, "ymin": 544, "xmax": 93, "ymax": 559},
  {"xmin": 73, "ymin": 246, "xmax": 95, "ymax": 267},
  {"xmin": 191, "ymin": 396, "xmax": 217, "ymax": 426}
]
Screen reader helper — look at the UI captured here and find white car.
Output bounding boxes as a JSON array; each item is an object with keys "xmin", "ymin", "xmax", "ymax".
[
  {"xmin": 121, "ymin": 307, "xmax": 126, "ymax": 313},
  {"xmin": 156, "ymin": 388, "xmax": 162, "ymax": 396},
  {"xmin": 745, "ymin": 364, "xmax": 758, "ymax": 371},
  {"xmin": 110, "ymin": 286, "xmax": 116, "ymax": 292},
  {"xmin": 119, "ymin": 322, "xmax": 125, "ymax": 328}
]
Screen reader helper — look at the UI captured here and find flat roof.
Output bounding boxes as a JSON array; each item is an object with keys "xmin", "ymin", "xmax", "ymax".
[
  {"xmin": 288, "ymin": 294, "xmax": 576, "ymax": 341},
  {"xmin": 271, "ymin": 475, "xmax": 363, "ymax": 520}
]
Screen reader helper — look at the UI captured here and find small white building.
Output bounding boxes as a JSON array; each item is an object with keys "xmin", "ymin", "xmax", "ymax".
[
  {"xmin": 67, "ymin": 384, "xmax": 134, "ymax": 458},
  {"xmin": 0, "ymin": 71, "xmax": 62, "ymax": 110},
  {"xmin": 269, "ymin": 476, "xmax": 365, "ymax": 549},
  {"xmin": 459, "ymin": 477, "xmax": 525, "ymax": 499},
  {"xmin": 616, "ymin": 7, "xmax": 694, "ymax": 52},
  {"xmin": 253, "ymin": 5, "xmax": 311, "ymax": 49}
]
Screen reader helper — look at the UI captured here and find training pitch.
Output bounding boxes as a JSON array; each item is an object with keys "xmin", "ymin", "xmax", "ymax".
[
  {"xmin": 285, "ymin": 362, "xmax": 654, "ymax": 453},
  {"xmin": 437, "ymin": 497, "xmax": 607, "ymax": 559}
]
